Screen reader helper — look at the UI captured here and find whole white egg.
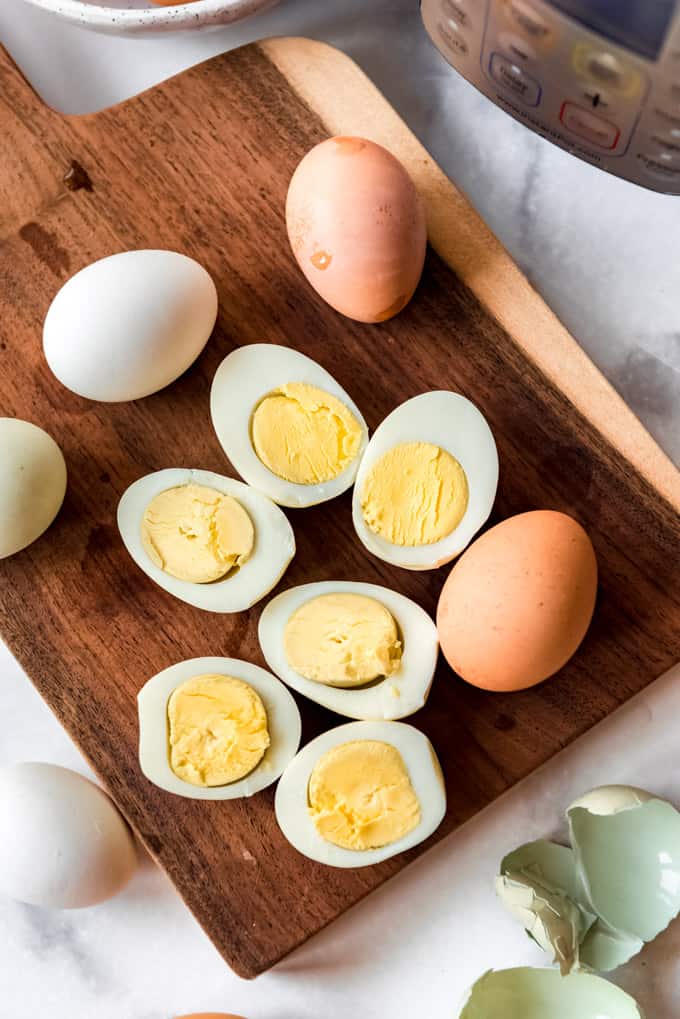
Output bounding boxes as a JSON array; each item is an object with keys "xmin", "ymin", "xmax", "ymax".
[
  {"xmin": 0, "ymin": 762, "xmax": 136, "ymax": 908},
  {"xmin": 43, "ymin": 250, "xmax": 218, "ymax": 402},
  {"xmin": 0, "ymin": 418, "xmax": 67, "ymax": 559}
]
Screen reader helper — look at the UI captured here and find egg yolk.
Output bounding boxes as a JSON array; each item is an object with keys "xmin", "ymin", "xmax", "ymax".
[
  {"xmin": 308, "ymin": 740, "xmax": 421, "ymax": 850},
  {"xmin": 284, "ymin": 593, "xmax": 402, "ymax": 688},
  {"xmin": 361, "ymin": 441, "xmax": 469, "ymax": 546},
  {"xmin": 167, "ymin": 674, "xmax": 270, "ymax": 787},
  {"xmin": 251, "ymin": 382, "xmax": 362, "ymax": 485},
  {"xmin": 141, "ymin": 483, "xmax": 254, "ymax": 584}
]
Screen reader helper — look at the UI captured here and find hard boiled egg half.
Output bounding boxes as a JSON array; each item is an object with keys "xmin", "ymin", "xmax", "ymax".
[
  {"xmin": 117, "ymin": 468, "xmax": 294, "ymax": 612},
  {"xmin": 275, "ymin": 721, "xmax": 446, "ymax": 867},
  {"xmin": 352, "ymin": 391, "xmax": 498, "ymax": 570},
  {"xmin": 258, "ymin": 581, "xmax": 439, "ymax": 720},
  {"xmin": 210, "ymin": 344, "xmax": 368, "ymax": 507},
  {"xmin": 138, "ymin": 657, "xmax": 301, "ymax": 799}
]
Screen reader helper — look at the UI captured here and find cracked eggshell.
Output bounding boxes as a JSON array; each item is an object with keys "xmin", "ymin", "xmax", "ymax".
[
  {"xmin": 351, "ymin": 392, "xmax": 498, "ymax": 570},
  {"xmin": 457, "ymin": 968, "xmax": 644, "ymax": 1019},
  {"xmin": 210, "ymin": 344, "xmax": 368, "ymax": 507},
  {"xmin": 117, "ymin": 468, "xmax": 295, "ymax": 612},
  {"xmin": 496, "ymin": 840, "xmax": 596, "ymax": 975},
  {"xmin": 43, "ymin": 250, "xmax": 217, "ymax": 402},
  {"xmin": 0, "ymin": 418, "xmax": 67, "ymax": 559},
  {"xmin": 258, "ymin": 581, "xmax": 439, "ymax": 720},
  {"xmin": 138, "ymin": 657, "xmax": 302, "ymax": 800},
  {"xmin": 274, "ymin": 720, "xmax": 446, "ymax": 868},
  {"xmin": 568, "ymin": 785, "xmax": 680, "ymax": 945},
  {"xmin": 496, "ymin": 838, "xmax": 642, "ymax": 974},
  {"xmin": 569, "ymin": 785, "xmax": 653, "ymax": 815}
]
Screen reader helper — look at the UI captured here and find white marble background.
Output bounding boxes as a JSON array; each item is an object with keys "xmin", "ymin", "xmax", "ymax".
[{"xmin": 0, "ymin": 3, "xmax": 678, "ymax": 1017}]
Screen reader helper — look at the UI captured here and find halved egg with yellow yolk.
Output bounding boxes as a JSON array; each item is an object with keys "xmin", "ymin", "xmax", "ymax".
[
  {"xmin": 117, "ymin": 468, "xmax": 295, "ymax": 612},
  {"xmin": 258, "ymin": 581, "xmax": 438, "ymax": 720},
  {"xmin": 275, "ymin": 721, "xmax": 446, "ymax": 867},
  {"xmin": 352, "ymin": 391, "xmax": 498, "ymax": 570},
  {"xmin": 138, "ymin": 657, "xmax": 301, "ymax": 799},
  {"xmin": 210, "ymin": 344, "xmax": 368, "ymax": 507}
]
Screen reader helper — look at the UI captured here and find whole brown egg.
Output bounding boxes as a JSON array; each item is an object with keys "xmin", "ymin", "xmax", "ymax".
[
  {"xmin": 286, "ymin": 136, "xmax": 427, "ymax": 323},
  {"xmin": 437, "ymin": 510, "xmax": 597, "ymax": 692}
]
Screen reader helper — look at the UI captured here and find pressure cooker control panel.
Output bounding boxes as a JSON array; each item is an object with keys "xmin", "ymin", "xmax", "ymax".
[{"xmin": 421, "ymin": 0, "xmax": 680, "ymax": 193}]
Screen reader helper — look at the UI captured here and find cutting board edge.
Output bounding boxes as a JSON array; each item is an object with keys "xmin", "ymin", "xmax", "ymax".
[{"xmin": 1, "ymin": 36, "xmax": 678, "ymax": 981}]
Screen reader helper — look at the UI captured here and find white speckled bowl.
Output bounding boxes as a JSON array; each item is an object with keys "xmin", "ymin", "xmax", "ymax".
[{"xmin": 20, "ymin": 0, "xmax": 279, "ymax": 35}]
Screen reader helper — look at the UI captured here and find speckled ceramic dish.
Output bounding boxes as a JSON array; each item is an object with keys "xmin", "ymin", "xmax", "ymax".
[{"xmin": 20, "ymin": 0, "xmax": 279, "ymax": 35}]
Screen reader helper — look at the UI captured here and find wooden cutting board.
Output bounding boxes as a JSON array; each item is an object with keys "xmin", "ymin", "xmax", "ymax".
[{"xmin": 1, "ymin": 37, "xmax": 679, "ymax": 979}]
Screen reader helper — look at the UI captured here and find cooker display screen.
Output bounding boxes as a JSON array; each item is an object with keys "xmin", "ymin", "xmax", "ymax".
[{"xmin": 549, "ymin": 0, "xmax": 675, "ymax": 60}]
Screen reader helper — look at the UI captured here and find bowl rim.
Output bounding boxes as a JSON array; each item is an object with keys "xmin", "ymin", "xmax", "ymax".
[{"xmin": 19, "ymin": 0, "xmax": 277, "ymax": 30}]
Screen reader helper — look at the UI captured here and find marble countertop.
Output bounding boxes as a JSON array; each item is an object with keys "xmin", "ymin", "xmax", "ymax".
[{"xmin": 0, "ymin": 3, "xmax": 678, "ymax": 1017}]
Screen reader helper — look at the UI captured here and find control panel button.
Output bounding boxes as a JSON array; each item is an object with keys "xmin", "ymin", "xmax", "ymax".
[
  {"xmin": 638, "ymin": 152, "xmax": 680, "ymax": 185},
  {"xmin": 650, "ymin": 125, "xmax": 680, "ymax": 151},
  {"xmin": 438, "ymin": 19, "xmax": 469, "ymax": 57},
  {"xmin": 653, "ymin": 105, "xmax": 680, "ymax": 129},
  {"xmin": 573, "ymin": 45, "xmax": 642, "ymax": 97},
  {"xmin": 442, "ymin": 0, "xmax": 472, "ymax": 26},
  {"xmin": 505, "ymin": 0, "xmax": 552, "ymax": 42},
  {"xmin": 489, "ymin": 53, "xmax": 542, "ymax": 106},
  {"xmin": 646, "ymin": 147, "xmax": 680, "ymax": 168},
  {"xmin": 498, "ymin": 32, "xmax": 537, "ymax": 64},
  {"xmin": 560, "ymin": 102, "xmax": 620, "ymax": 149},
  {"xmin": 586, "ymin": 51, "xmax": 626, "ymax": 87}
]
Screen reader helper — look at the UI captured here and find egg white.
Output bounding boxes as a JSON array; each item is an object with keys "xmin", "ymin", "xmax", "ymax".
[
  {"xmin": 138, "ymin": 656, "xmax": 302, "ymax": 800},
  {"xmin": 117, "ymin": 468, "xmax": 295, "ymax": 612},
  {"xmin": 274, "ymin": 720, "xmax": 446, "ymax": 867},
  {"xmin": 210, "ymin": 344, "xmax": 369, "ymax": 507},
  {"xmin": 352, "ymin": 391, "xmax": 499, "ymax": 570},
  {"xmin": 258, "ymin": 581, "xmax": 439, "ymax": 720}
]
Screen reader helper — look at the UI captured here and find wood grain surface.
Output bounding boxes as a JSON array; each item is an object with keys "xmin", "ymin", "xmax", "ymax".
[{"xmin": 0, "ymin": 39, "xmax": 678, "ymax": 978}]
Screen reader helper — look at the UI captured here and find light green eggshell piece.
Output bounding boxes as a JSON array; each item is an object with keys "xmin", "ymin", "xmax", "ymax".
[
  {"xmin": 501, "ymin": 839, "xmax": 588, "ymax": 902},
  {"xmin": 458, "ymin": 967, "xmax": 644, "ymax": 1019},
  {"xmin": 569, "ymin": 794, "xmax": 680, "ymax": 943},
  {"xmin": 569, "ymin": 785, "xmax": 654, "ymax": 815},
  {"xmin": 495, "ymin": 874, "xmax": 584, "ymax": 973},
  {"xmin": 499, "ymin": 839, "xmax": 644, "ymax": 973},
  {"xmin": 580, "ymin": 922, "xmax": 643, "ymax": 973},
  {"xmin": 498, "ymin": 840, "xmax": 596, "ymax": 974}
]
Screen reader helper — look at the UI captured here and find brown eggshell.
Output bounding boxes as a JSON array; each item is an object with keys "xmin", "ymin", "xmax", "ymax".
[
  {"xmin": 436, "ymin": 510, "xmax": 597, "ymax": 692},
  {"xmin": 286, "ymin": 136, "xmax": 426, "ymax": 323}
]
